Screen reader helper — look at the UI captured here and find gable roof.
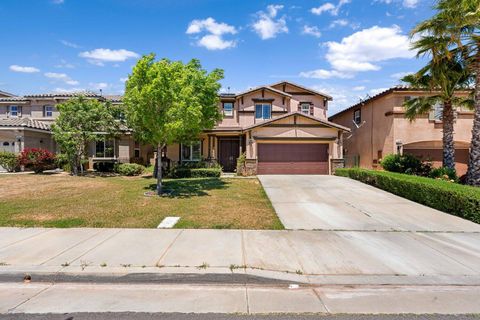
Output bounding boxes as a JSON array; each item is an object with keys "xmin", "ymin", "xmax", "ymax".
[
  {"xmin": 269, "ymin": 81, "xmax": 333, "ymax": 100},
  {"xmin": 0, "ymin": 90, "xmax": 16, "ymax": 97},
  {"xmin": 234, "ymin": 86, "xmax": 292, "ymax": 98},
  {"xmin": 244, "ymin": 111, "xmax": 350, "ymax": 132}
]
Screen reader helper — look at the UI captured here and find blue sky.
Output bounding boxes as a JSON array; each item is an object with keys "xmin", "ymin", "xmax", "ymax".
[{"xmin": 0, "ymin": 0, "xmax": 434, "ymax": 115}]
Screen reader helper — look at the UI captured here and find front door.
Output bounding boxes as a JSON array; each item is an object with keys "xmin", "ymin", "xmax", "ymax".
[{"xmin": 218, "ymin": 138, "xmax": 240, "ymax": 172}]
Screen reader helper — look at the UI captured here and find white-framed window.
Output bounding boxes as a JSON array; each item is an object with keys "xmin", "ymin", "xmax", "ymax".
[
  {"xmin": 429, "ymin": 102, "xmax": 443, "ymax": 121},
  {"xmin": 8, "ymin": 105, "xmax": 19, "ymax": 118},
  {"xmin": 255, "ymin": 103, "xmax": 271, "ymax": 120},
  {"xmin": 301, "ymin": 103, "xmax": 310, "ymax": 115},
  {"xmin": 44, "ymin": 105, "xmax": 54, "ymax": 117},
  {"xmin": 181, "ymin": 141, "xmax": 201, "ymax": 161},
  {"xmin": 223, "ymin": 102, "xmax": 233, "ymax": 117},
  {"xmin": 95, "ymin": 139, "xmax": 115, "ymax": 158},
  {"xmin": 354, "ymin": 109, "xmax": 361, "ymax": 125}
]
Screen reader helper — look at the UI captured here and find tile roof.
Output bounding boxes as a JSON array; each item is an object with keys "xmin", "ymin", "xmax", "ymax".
[
  {"xmin": 24, "ymin": 91, "xmax": 101, "ymax": 98},
  {"xmin": 0, "ymin": 90, "xmax": 16, "ymax": 97},
  {"xmin": 0, "ymin": 118, "xmax": 51, "ymax": 131},
  {"xmin": 268, "ymin": 80, "xmax": 333, "ymax": 100}
]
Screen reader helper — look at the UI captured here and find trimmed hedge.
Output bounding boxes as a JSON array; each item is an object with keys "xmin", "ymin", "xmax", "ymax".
[
  {"xmin": 115, "ymin": 163, "xmax": 145, "ymax": 176},
  {"xmin": 0, "ymin": 151, "xmax": 18, "ymax": 172},
  {"xmin": 168, "ymin": 167, "xmax": 221, "ymax": 178},
  {"xmin": 335, "ymin": 168, "xmax": 480, "ymax": 224}
]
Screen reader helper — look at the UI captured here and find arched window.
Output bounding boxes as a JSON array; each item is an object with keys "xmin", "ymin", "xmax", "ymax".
[{"xmin": 2, "ymin": 142, "xmax": 9, "ymax": 146}]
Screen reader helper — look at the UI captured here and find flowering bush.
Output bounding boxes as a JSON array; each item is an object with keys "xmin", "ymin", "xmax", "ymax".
[{"xmin": 18, "ymin": 148, "xmax": 56, "ymax": 173}]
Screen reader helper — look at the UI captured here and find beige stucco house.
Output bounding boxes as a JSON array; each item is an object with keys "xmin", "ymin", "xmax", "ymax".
[
  {"xmin": 329, "ymin": 86, "xmax": 474, "ymax": 175},
  {"xmin": 0, "ymin": 81, "xmax": 349, "ymax": 174}
]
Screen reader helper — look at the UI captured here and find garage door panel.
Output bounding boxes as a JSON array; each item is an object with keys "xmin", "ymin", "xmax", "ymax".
[{"xmin": 257, "ymin": 143, "xmax": 329, "ymax": 175}]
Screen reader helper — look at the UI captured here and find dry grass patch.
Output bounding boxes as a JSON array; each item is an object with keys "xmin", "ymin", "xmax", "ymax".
[{"xmin": 0, "ymin": 174, "xmax": 283, "ymax": 229}]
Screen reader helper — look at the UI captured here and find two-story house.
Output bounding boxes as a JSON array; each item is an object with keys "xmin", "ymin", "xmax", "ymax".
[
  {"xmin": 0, "ymin": 81, "xmax": 349, "ymax": 174},
  {"xmin": 329, "ymin": 86, "xmax": 473, "ymax": 175}
]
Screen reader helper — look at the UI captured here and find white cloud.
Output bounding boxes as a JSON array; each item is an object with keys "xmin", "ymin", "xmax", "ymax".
[
  {"xmin": 311, "ymin": 0, "xmax": 350, "ymax": 16},
  {"xmin": 252, "ymin": 4, "xmax": 288, "ymax": 40},
  {"xmin": 186, "ymin": 17, "xmax": 237, "ymax": 50},
  {"xmin": 302, "ymin": 25, "xmax": 322, "ymax": 38},
  {"xmin": 198, "ymin": 35, "xmax": 236, "ymax": 50},
  {"xmin": 403, "ymin": 0, "xmax": 418, "ymax": 8},
  {"xmin": 376, "ymin": 0, "xmax": 419, "ymax": 8},
  {"xmin": 187, "ymin": 17, "xmax": 237, "ymax": 35},
  {"xmin": 353, "ymin": 86, "xmax": 366, "ymax": 91},
  {"xmin": 390, "ymin": 71, "xmax": 413, "ymax": 79},
  {"xmin": 120, "ymin": 77, "xmax": 128, "ymax": 83},
  {"xmin": 311, "ymin": 84, "xmax": 363, "ymax": 115},
  {"xmin": 9, "ymin": 65, "xmax": 40, "ymax": 73},
  {"xmin": 55, "ymin": 59, "xmax": 75, "ymax": 69},
  {"xmin": 60, "ymin": 40, "xmax": 80, "ymax": 49},
  {"xmin": 301, "ymin": 25, "xmax": 414, "ymax": 79},
  {"xmin": 329, "ymin": 19, "xmax": 349, "ymax": 28},
  {"xmin": 52, "ymin": 0, "xmax": 64, "ymax": 4},
  {"xmin": 299, "ymin": 69, "xmax": 352, "ymax": 79},
  {"xmin": 370, "ymin": 87, "xmax": 390, "ymax": 95},
  {"xmin": 53, "ymin": 87, "xmax": 86, "ymax": 93},
  {"xmin": 79, "ymin": 49, "xmax": 140, "ymax": 65},
  {"xmin": 89, "ymin": 82, "xmax": 109, "ymax": 90},
  {"xmin": 44, "ymin": 72, "xmax": 79, "ymax": 85}
]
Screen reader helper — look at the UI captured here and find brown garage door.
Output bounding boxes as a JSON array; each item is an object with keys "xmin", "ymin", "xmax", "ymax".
[{"xmin": 257, "ymin": 143, "xmax": 329, "ymax": 174}]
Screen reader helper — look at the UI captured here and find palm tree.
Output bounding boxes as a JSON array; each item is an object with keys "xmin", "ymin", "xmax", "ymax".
[
  {"xmin": 404, "ymin": 27, "xmax": 472, "ymax": 170},
  {"xmin": 428, "ymin": 0, "xmax": 480, "ymax": 185}
]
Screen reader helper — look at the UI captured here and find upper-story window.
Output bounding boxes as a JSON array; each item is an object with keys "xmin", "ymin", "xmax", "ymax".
[
  {"xmin": 255, "ymin": 103, "xmax": 271, "ymax": 120},
  {"xmin": 181, "ymin": 141, "xmax": 201, "ymax": 161},
  {"xmin": 429, "ymin": 102, "xmax": 443, "ymax": 121},
  {"xmin": 223, "ymin": 102, "xmax": 233, "ymax": 117},
  {"xmin": 8, "ymin": 105, "xmax": 19, "ymax": 118},
  {"xmin": 44, "ymin": 105, "xmax": 54, "ymax": 117},
  {"xmin": 300, "ymin": 103, "xmax": 310, "ymax": 115},
  {"xmin": 354, "ymin": 109, "xmax": 361, "ymax": 125}
]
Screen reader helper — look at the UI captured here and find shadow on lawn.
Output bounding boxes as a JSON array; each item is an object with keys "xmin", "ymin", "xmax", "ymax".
[{"xmin": 144, "ymin": 177, "xmax": 229, "ymax": 198}]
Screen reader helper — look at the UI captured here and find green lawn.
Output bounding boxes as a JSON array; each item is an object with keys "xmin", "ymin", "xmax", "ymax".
[{"xmin": 0, "ymin": 174, "xmax": 283, "ymax": 229}]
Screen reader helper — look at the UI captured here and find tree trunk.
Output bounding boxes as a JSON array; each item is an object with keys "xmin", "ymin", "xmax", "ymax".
[
  {"xmin": 156, "ymin": 144, "xmax": 163, "ymax": 195},
  {"xmin": 467, "ymin": 50, "xmax": 480, "ymax": 186},
  {"xmin": 442, "ymin": 101, "xmax": 456, "ymax": 170}
]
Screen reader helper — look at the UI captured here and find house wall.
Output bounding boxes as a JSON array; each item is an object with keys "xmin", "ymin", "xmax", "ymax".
[{"xmin": 330, "ymin": 90, "xmax": 474, "ymax": 175}]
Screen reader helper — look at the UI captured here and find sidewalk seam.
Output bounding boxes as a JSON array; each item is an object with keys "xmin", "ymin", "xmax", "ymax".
[
  {"xmin": 40, "ymin": 229, "xmax": 106, "ymax": 266},
  {"xmin": 64, "ymin": 229, "xmax": 123, "ymax": 266},
  {"xmin": 155, "ymin": 229, "xmax": 184, "ymax": 266},
  {"xmin": 0, "ymin": 229, "xmax": 52, "ymax": 250},
  {"xmin": 7, "ymin": 283, "xmax": 53, "ymax": 313}
]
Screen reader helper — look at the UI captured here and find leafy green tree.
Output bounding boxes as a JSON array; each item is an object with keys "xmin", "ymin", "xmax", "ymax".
[
  {"xmin": 415, "ymin": 0, "xmax": 480, "ymax": 185},
  {"xmin": 52, "ymin": 96, "xmax": 119, "ymax": 175},
  {"xmin": 123, "ymin": 54, "xmax": 223, "ymax": 194},
  {"xmin": 402, "ymin": 48, "xmax": 472, "ymax": 170}
]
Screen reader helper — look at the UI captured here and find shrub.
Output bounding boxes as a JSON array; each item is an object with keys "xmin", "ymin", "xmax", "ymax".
[
  {"xmin": 168, "ymin": 166, "xmax": 221, "ymax": 178},
  {"xmin": 115, "ymin": 163, "xmax": 145, "ymax": 176},
  {"xmin": 0, "ymin": 151, "xmax": 19, "ymax": 172},
  {"xmin": 335, "ymin": 168, "xmax": 480, "ymax": 224},
  {"xmin": 380, "ymin": 153, "xmax": 427, "ymax": 175},
  {"xmin": 429, "ymin": 167, "xmax": 458, "ymax": 182},
  {"xmin": 18, "ymin": 148, "xmax": 56, "ymax": 173}
]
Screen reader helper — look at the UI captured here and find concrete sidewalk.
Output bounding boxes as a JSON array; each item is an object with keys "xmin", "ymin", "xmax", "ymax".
[{"xmin": 1, "ymin": 227, "xmax": 480, "ymax": 314}]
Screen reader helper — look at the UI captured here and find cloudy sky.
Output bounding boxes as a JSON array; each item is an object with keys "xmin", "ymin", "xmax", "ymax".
[{"xmin": 0, "ymin": 0, "xmax": 433, "ymax": 115}]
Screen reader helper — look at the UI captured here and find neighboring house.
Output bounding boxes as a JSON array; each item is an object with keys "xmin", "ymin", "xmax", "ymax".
[
  {"xmin": 329, "ymin": 86, "xmax": 473, "ymax": 175},
  {"xmin": 0, "ymin": 81, "xmax": 349, "ymax": 174}
]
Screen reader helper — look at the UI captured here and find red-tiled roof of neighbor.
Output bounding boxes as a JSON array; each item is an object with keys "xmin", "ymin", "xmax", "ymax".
[
  {"xmin": 0, "ymin": 90, "xmax": 16, "ymax": 97},
  {"xmin": 328, "ymin": 85, "xmax": 474, "ymax": 120},
  {"xmin": 244, "ymin": 111, "xmax": 350, "ymax": 132},
  {"xmin": 24, "ymin": 91, "xmax": 102, "ymax": 98},
  {"xmin": 0, "ymin": 118, "xmax": 51, "ymax": 131}
]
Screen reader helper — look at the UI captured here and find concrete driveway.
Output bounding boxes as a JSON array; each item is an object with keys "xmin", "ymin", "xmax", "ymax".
[{"xmin": 258, "ymin": 175, "xmax": 480, "ymax": 232}]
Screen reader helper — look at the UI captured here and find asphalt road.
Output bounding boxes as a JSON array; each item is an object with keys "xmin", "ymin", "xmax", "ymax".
[{"xmin": 1, "ymin": 314, "xmax": 479, "ymax": 320}]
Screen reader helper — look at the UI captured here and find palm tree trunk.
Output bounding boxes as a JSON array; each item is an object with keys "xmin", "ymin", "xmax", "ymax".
[
  {"xmin": 466, "ymin": 51, "xmax": 480, "ymax": 186},
  {"xmin": 442, "ymin": 101, "xmax": 456, "ymax": 170}
]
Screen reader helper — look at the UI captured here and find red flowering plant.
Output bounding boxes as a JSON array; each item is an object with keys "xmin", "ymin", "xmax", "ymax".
[{"xmin": 18, "ymin": 148, "xmax": 56, "ymax": 173}]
